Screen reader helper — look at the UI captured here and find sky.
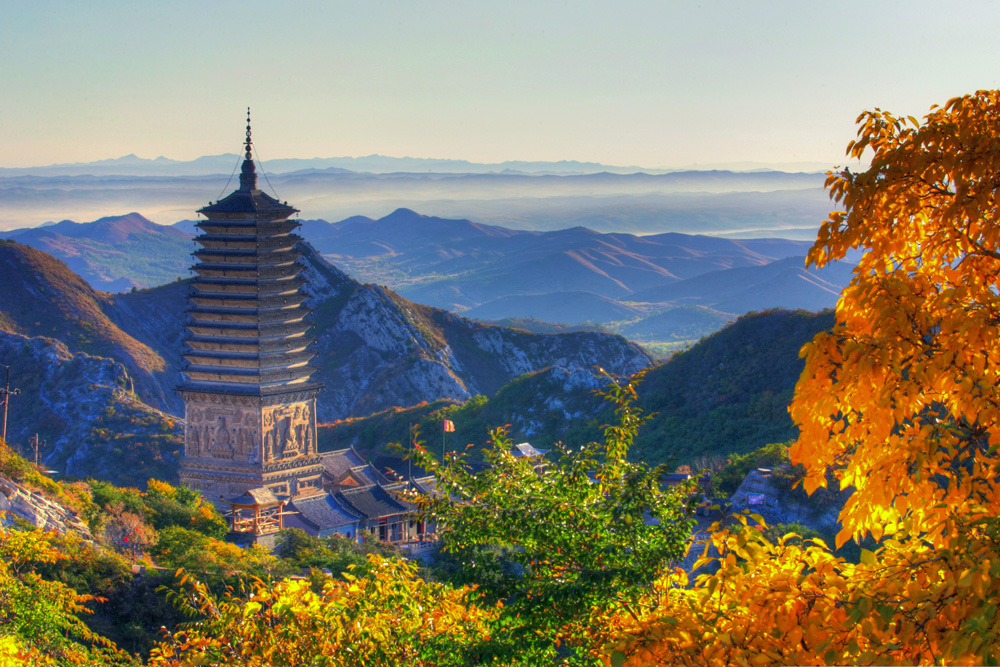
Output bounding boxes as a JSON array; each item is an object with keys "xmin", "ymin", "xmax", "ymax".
[{"xmin": 3, "ymin": 0, "xmax": 1000, "ymax": 170}]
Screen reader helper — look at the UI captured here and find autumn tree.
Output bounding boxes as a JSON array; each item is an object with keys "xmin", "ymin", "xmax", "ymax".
[
  {"xmin": 0, "ymin": 525, "xmax": 136, "ymax": 666},
  {"xmin": 607, "ymin": 91, "xmax": 1000, "ymax": 665},
  {"xmin": 149, "ymin": 555, "xmax": 497, "ymax": 667}
]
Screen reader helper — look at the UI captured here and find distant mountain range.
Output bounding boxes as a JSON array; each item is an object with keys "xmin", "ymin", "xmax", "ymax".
[
  {"xmin": 301, "ymin": 208, "xmax": 851, "ymax": 346},
  {"xmin": 2, "ymin": 212, "xmax": 193, "ymax": 291},
  {"xmin": 1, "ymin": 210, "xmax": 851, "ymax": 349},
  {"xmin": 0, "ymin": 166, "xmax": 829, "ymax": 235},
  {"xmin": 0, "ymin": 153, "xmax": 832, "ymax": 178}
]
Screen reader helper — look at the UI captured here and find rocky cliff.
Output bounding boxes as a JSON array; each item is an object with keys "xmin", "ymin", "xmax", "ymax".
[
  {"xmin": 0, "ymin": 472, "xmax": 94, "ymax": 540},
  {"xmin": 0, "ymin": 330, "xmax": 181, "ymax": 485}
]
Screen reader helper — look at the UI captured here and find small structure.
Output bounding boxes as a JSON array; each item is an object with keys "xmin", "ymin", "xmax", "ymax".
[
  {"xmin": 337, "ymin": 483, "xmax": 431, "ymax": 546},
  {"xmin": 284, "ymin": 493, "xmax": 361, "ymax": 538},
  {"xmin": 510, "ymin": 442, "xmax": 549, "ymax": 474},
  {"xmin": 221, "ymin": 487, "xmax": 287, "ymax": 547}
]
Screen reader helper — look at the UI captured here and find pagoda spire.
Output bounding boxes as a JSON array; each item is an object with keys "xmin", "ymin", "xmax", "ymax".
[{"xmin": 239, "ymin": 107, "xmax": 257, "ymax": 191}]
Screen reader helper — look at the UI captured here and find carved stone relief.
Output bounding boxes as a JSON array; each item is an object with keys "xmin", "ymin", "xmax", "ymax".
[
  {"xmin": 186, "ymin": 402, "xmax": 260, "ymax": 462},
  {"xmin": 262, "ymin": 402, "xmax": 314, "ymax": 462}
]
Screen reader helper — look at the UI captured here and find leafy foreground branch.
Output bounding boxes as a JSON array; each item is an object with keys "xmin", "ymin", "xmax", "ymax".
[
  {"xmin": 606, "ymin": 90, "xmax": 1000, "ymax": 666},
  {"xmin": 148, "ymin": 556, "xmax": 496, "ymax": 667}
]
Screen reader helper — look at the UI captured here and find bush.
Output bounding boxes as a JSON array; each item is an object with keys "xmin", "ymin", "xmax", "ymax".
[{"xmin": 711, "ymin": 441, "xmax": 792, "ymax": 496}]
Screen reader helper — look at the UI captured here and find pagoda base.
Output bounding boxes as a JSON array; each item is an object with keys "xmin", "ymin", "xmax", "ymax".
[{"xmin": 178, "ymin": 386, "xmax": 323, "ymax": 501}]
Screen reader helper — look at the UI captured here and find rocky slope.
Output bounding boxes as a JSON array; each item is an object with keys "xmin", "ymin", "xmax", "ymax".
[
  {"xmin": 0, "ymin": 330, "xmax": 181, "ymax": 485},
  {"xmin": 274, "ymin": 242, "xmax": 651, "ymax": 420},
  {"xmin": 0, "ymin": 240, "xmax": 171, "ymax": 407},
  {"xmin": 0, "ymin": 472, "xmax": 94, "ymax": 539}
]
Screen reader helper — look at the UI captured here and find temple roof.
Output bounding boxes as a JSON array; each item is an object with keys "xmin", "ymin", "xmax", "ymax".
[
  {"xmin": 511, "ymin": 442, "xmax": 549, "ymax": 458},
  {"xmin": 336, "ymin": 484, "xmax": 415, "ymax": 520},
  {"xmin": 319, "ymin": 447, "xmax": 367, "ymax": 480},
  {"xmin": 199, "ymin": 188, "xmax": 299, "ymax": 217},
  {"xmin": 286, "ymin": 494, "xmax": 360, "ymax": 531},
  {"xmin": 222, "ymin": 487, "xmax": 283, "ymax": 507},
  {"xmin": 371, "ymin": 453, "xmax": 431, "ymax": 482}
]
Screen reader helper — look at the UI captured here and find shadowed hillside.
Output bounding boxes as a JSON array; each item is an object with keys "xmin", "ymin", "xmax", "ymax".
[
  {"xmin": 319, "ymin": 309, "xmax": 835, "ymax": 467},
  {"xmin": 0, "ymin": 240, "xmax": 171, "ymax": 406}
]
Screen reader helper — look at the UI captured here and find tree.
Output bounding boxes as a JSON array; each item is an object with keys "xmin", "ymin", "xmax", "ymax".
[
  {"xmin": 606, "ymin": 91, "xmax": 1000, "ymax": 665},
  {"xmin": 148, "ymin": 555, "xmax": 497, "ymax": 667},
  {"xmin": 411, "ymin": 370, "xmax": 696, "ymax": 663},
  {"xmin": 0, "ymin": 526, "xmax": 136, "ymax": 666}
]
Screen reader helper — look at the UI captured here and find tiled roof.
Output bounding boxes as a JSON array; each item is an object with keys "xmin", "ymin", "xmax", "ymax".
[
  {"xmin": 199, "ymin": 189, "xmax": 298, "ymax": 217},
  {"xmin": 286, "ymin": 494, "xmax": 360, "ymax": 531},
  {"xmin": 337, "ymin": 484, "xmax": 415, "ymax": 520},
  {"xmin": 222, "ymin": 487, "xmax": 282, "ymax": 507},
  {"xmin": 410, "ymin": 476, "xmax": 440, "ymax": 497},
  {"xmin": 371, "ymin": 454, "xmax": 430, "ymax": 482},
  {"xmin": 320, "ymin": 447, "xmax": 367, "ymax": 480},
  {"xmin": 334, "ymin": 464, "xmax": 389, "ymax": 488}
]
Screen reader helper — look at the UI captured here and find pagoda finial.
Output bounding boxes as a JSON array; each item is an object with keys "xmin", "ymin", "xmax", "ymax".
[
  {"xmin": 244, "ymin": 107, "xmax": 253, "ymax": 160},
  {"xmin": 239, "ymin": 107, "xmax": 257, "ymax": 191}
]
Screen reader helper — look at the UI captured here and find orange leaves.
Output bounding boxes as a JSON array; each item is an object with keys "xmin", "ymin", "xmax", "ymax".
[{"xmin": 603, "ymin": 90, "xmax": 1000, "ymax": 667}]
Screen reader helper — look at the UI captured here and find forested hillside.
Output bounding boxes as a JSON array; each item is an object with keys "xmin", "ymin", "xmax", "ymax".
[{"xmin": 319, "ymin": 309, "xmax": 835, "ymax": 467}]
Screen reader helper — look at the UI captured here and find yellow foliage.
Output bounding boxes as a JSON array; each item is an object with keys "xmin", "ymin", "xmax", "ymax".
[
  {"xmin": 149, "ymin": 555, "xmax": 498, "ymax": 667},
  {"xmin": 605, "ymin": 91, "xmax": 1000, "ymax": 666}
]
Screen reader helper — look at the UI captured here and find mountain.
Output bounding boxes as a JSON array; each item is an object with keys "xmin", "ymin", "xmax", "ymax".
[
  {"xmin": 314, "ymin": 209, "xmax": 818, "ymax": 308},
  {"xmin": 0, "ymin": 240, "xmax": 650, "ymax": 443},
  {"xmin": 0, "ymin": 240, "xmax": 173, "ymax": 407},
  {"xmin": 0, "ymin": 331, "xmax": 182, "ymax": 486},
  {"xmin": 0, "ymin": 208, "xmax": 849, "ymax": 347},
  {"xmin": 319, "ymin": 309, "xmax": 835, "ymax": 467},
  {"xmin": 629, "ymin": 255, "xmax": 856, "ymax": 312},
  {"xmin": 1, "ymin": 213, "xmax": 193, "ymax": 291},
  {"xmin": 1, "ymin": 153, "xmax": 790, "ymax": 178},
  {"xmin": 617, "ymin": 305, "xmax": 736, "ymax": 343}
]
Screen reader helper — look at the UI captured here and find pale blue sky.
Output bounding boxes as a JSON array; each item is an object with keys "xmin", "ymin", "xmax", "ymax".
[{"xmin": 3, "ymin": 0, "xmax": 998, "ymax": 169}]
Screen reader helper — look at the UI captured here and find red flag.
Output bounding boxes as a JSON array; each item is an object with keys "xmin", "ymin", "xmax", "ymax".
[{"xmin": 443, "ymin": 419, "xmax": 455, "ymax": 433}]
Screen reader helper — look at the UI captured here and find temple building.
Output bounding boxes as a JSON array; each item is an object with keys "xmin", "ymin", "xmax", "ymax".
[{"xmin": 178, "ymin": 111, "xmax": 324, "ymax": 500}]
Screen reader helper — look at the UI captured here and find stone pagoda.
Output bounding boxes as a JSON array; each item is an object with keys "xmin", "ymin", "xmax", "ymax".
[{"xmin": 178, "ymin": 110, "xmax": 323, "ymax": 500}]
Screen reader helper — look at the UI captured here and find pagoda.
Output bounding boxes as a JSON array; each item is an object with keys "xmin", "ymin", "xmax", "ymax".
[{"xmin": 178, "ymin": 110, "xmax": 324, "ymax": 500}]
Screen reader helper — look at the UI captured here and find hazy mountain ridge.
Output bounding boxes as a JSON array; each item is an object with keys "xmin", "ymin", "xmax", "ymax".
[
  {"xmin": 310, "ymin": 209, "xmax": 848, "ymax": 343},
  {"xmin": 2, "ymin": 212, "xmax": 193, "ymax": 290},
  {"xmin": 0, "ymin": 167, "xmax": 827, "ymax": 233},
  {"xmin": 0, "ymin": 209, "xmax": 849, "ymax": 348},
  {"xmin": 0, "ymin": 153, "xmax": 830, "ymax": 178},
  {"xmin": 318, "ymin": 309, "xmax": 835, "ymax": 466}
]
